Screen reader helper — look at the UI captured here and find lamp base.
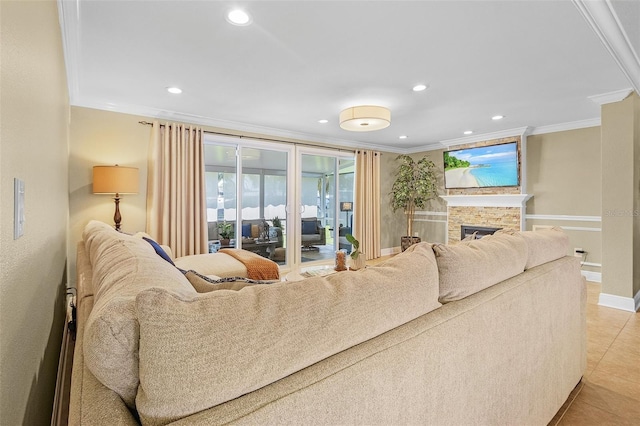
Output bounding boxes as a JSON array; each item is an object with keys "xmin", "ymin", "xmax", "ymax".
[{"xmin": 113, "ymin": 195, "xmax": 122, "ymax": 232}]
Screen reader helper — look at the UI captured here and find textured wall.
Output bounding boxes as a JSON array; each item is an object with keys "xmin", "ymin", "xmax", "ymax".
[
  {"xmin": 526, "ymin": 126, "xmax": 602, "ymax": 273},
  {"xmin": 601, "ymin": 93, "xmax": 640, "ymax": 299},
  {"xmin": 0, "ymin": 1, "xmax": 69, "ymax": 424},
  {"xmin": 68, "ymin": 107, "xmax": 151, "ymax": 287}
]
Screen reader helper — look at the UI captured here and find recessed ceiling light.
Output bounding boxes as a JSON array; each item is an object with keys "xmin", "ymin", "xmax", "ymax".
[
  {"xmin": 491, "ymin": 115, "xmax": 504, "ymax": 120},
  {"xmin": 318, "ymin": 119, "xmax": 328, "ymax": 124},
  {"xmin": 412, "ymin": 84, "xmax": 428, "ymax": 92},
  {"xmin": 227, "ymin": 9, "xmax": 251, "ymax": 26},
  {"xmin": 399, "ymin": 135, "xmax": 408, "ymax": 139},
  {"xmin": 464, "ymin": 130, "xmax": 473, "ymax": 135},
  {"xmin": 167, "ymin": 87, "xmax": 182, "ymax": 94}
]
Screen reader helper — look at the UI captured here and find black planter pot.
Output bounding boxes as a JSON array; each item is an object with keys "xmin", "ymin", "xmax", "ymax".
[{"xmin": 400, "ymin": 236, "xmax": 421, "ymax": 252}]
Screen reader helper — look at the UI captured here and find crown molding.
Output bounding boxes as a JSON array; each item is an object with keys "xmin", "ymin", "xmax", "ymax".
[
  {"xmin": 74, "ymin": 99, "xmax": 404, "ymax": 153},
  {"xmin": 403, "ymin": 142, "xmax": 449, "ymax": 154},
  {"xmin": 438, "ymin": 127, "xmax": 532, "ymax": 149},
  {"xmin": 529, "ymin": 118, "xmax": 601, "ymax": 135},
  {"xmin": 588, "ymin": 88, "xmax": 634, "ymax": 105},
  {"xmin": 57, "ymin": 0, "xmax": 80, "ymax": 104},
  {"xmin": 573, "ymin": 0, "xmax": 640, "ymax": 95}
]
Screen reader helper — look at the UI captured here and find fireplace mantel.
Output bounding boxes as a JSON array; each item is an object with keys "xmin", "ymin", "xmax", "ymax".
[{"xmin": 440, "ymin": 194, "xmax": 533, "ymax": 208}]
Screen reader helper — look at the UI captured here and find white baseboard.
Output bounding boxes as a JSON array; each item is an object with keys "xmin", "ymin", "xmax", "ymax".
[
  {"xmin": 598, "ymin": 291, "xmax": 640, "ymax": 313},
  {"xmin": 381, "ymin": 247, "xmax": 401, "ymax": 256},
  {"xmin": 581, "ymin": 270, "xmax": 601, "ymax": 283}
]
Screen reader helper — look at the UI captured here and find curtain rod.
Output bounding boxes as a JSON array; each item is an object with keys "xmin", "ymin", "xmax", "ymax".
[{"xmin": 138, "ymin": 121, "xmax": 357, "ymax": 153}]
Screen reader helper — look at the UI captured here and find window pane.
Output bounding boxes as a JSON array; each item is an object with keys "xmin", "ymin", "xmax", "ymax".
[
  {"xmin": 264, "ymin": 174, "xmax": 286, "ymax": 220},
  {"xmin": 242, "ymin": 174, "xmax": 260, "ymax": 220}
]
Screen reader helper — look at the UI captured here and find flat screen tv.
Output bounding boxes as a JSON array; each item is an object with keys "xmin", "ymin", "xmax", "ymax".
[{"xmin": 443, "ymin": 142, "xmax": 519, "ymax": 189}]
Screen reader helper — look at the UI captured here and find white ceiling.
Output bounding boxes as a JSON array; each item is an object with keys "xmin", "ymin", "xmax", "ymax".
[{"xmin": 58, "ymin": 0, "xmax": 639, "ymax": 153}]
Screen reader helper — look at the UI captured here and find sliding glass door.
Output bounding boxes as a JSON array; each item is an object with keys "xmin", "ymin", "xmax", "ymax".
[
  {"xmin": 204, "ymin": 136, "xmax": 355, "ymax": 271},
  {"xmin": 204, "ymin": 138, "xmax": 293, "ymax": 266},
  {"xmin": 297, "ymin": 148, "xmax": 355, "ymax": 265}
]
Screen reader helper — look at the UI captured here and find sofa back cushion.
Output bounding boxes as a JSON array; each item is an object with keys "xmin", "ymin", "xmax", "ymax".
[
  {"xmin": 433, "ymin": 232, "xmax": 527, "ymax": 303},
  {"xmin": 301, "ymin": 218, "xmax": 318, "ymax": 234},
  {"xmin": 134, "ymin": 242, "xmax": 441, "ymax": 423},
  {"xmin": 520, "ymin": 227, "xmax": 570, "ymax": 269},
  {"xmin": 81, "ymin": 221, "xmax": 196, "ymax": 408}
]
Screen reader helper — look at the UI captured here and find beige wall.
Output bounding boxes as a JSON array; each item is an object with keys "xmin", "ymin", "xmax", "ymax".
[
  {"xmin": 526, "ymin": 127, "xmax": 602, "ymax": 272},
  {"xmin": 0, "ymin": 1, "xmax": 69, "ymax": 424},
  {"xmin": 601, "ymin": 93, "xmax": 639, "ymax": 300},
  {"xmin": 68, "ymin": 107, "xmax": 151, "ymax": 286}
]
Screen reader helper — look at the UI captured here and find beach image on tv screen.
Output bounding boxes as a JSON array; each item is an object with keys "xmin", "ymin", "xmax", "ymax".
[{"xmin": 444, "ymin": 142, "xmax": 519, "ymax": 188}]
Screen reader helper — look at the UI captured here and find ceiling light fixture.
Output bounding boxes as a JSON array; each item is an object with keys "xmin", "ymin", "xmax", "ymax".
[
  {"xmin": 339, "ymin": 106, "xmax": 390, "ymax": 132},
  {"xmin": 491, "ymin": 115, "xmax": 504, "ymax": 120},
  {"xmin": 227, "ymin": 9, "xmax": 251, "ymax": 26},
  {"xmin": 167, "ymin": 87, "xmax": 182, "ymax": 94},
  {"xmin": 318, "ymin": 119, "xmax": 328, "ymax": 124},
  {"xmin": 399, "ymin": 135, "xmax": 408, "ymax": 139},
  {"xmin": 464, "ymin": 130, "xmax": 473, "ymax": 135},
  {"xmin": 412, "ymin": 84, "xmax": 428, "ymax": 92}
]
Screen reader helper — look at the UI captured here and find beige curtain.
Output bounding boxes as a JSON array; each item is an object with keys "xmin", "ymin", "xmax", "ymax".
[
  {"xmin": 146, "ymin": 121, "xmax": 208, "ymax": 258},
  {"xmin": 354, "ymin": 150, "xmax": 381, "ymax": 260}
]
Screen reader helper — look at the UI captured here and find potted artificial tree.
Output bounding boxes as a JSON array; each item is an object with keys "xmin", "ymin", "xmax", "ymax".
[{"xmin": 390, "ymin": 154, "xmax": 438, "ymax": 251}]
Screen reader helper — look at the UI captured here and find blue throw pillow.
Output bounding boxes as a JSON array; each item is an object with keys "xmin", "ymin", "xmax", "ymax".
[
  {"xmin": 302, "ymin": 220, "xmax": 317, "ymax": 234},
  {"xmin": 142, "ymin": 237, "xmax": 175, "ymax": 266},
  {"xmin": 242, "ymin": 223, "xmax": 251, "ymax": 238}
]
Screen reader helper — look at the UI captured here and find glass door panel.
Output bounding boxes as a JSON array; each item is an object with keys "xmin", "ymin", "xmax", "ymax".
[
  {"xmin": 300, "ymin": 154, "xmax": 336, "ymax": 264},
  {"xmin": 240, "ymin": 147, "xmax": 288, "ymax": 264},
  {"xmin": 337, "ymin": 158, "xmax": 355, "ymax": 252},
  {"xmin": 204, "ymin": 144, "xmax": 237, "ymax": 251}
]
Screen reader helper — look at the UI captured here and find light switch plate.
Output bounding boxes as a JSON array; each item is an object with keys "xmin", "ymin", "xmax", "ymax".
[{"xmin": 14, "ymin": 178, "xmax": 25, "ymax": 239}]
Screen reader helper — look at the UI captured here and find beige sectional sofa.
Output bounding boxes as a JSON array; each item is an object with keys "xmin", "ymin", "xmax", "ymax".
[{"xmin": 69, "ymin": 221, "xmax": 586, "ymax": 425}]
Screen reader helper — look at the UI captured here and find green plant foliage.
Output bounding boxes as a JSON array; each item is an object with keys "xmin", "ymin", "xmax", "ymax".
[
  {"xmin": 390, "ymin": 154, "xmax": 438, "ymax": 236},
  {"xmin": 443, "ymin": 151, "xmax": 470, "ymax": 170},
  {"xmin": 218, "ymin": 221, "xmax": 233, "ymax": 239},
  {"xmin": 345, "ymin": 233, "xmax": 361, "ymax": 259},
  {"xmin": 272, "ymin": 216, "xmax": 282, "ymax": 228}
]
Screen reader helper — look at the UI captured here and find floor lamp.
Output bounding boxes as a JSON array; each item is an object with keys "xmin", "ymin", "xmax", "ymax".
[
  {"xmin": 340, "ymin": 201, "xmax": 353, "ymax": 228},
  {"xmin": 92, "ymin": 165, "xmax": 139, "ymax": 231}
]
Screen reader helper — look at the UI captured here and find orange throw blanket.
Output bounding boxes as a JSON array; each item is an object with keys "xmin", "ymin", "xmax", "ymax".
[{"xmin": 219, "ymin": 248, "xmax": 280, "ymax": 280}]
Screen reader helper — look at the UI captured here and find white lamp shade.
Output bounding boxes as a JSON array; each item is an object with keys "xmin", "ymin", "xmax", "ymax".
[
  {"xmin": 339, "ymin": 106, "xmax": 391, "ymax": 132},
  {"xmin": 92, "ymin": 165, "xmax": 139, "ymax": 194}
]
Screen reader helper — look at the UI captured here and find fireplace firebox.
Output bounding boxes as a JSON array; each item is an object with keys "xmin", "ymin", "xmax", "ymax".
[{"xmin": 461, "ymin": 225, "xmax": 502, "ymax": 240}]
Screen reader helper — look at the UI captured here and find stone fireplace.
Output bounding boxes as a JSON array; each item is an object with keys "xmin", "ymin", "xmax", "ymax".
[
  {"xmin": 442, "ymin": 194, "xmax": 531, "ymax": 243},
  {"xmin": 441, "ymin": 133, "xmax": 532, "ymax": 243}
]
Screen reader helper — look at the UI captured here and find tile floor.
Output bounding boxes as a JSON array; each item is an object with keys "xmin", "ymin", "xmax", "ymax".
[{"xmin": 551, "ymin": 281, "xmax": 640, "ymax": 425}]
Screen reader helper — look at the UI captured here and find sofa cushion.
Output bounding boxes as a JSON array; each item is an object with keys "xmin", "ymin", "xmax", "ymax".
[
  {"xmin": 242, "ymin": 223, "xmax": 251, "ymax": 238},
  {"xmin": 520, "ymin": 227, "xmax": 570, "ymax": 269},
  {"xmin": 433, "ymin": 232, "xmax": 527, "ymax": 303},
  {"xmin": 81, "ymin": 221, "xmax": 196, "ymax": 408},
  {"xmin": 174, "ymin": 252, "xmax": 248, "ymax": 278},
  {"xmin": 301, "ymin": 219, "xmax": 317, "ymax": 234},
  {"xmin": 134, "ymin": 242, "xmax": 441, "ymax": 423},
  {"xmin": 184, "ymin": 270, "xmax": 277, "ymax": 292}
]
